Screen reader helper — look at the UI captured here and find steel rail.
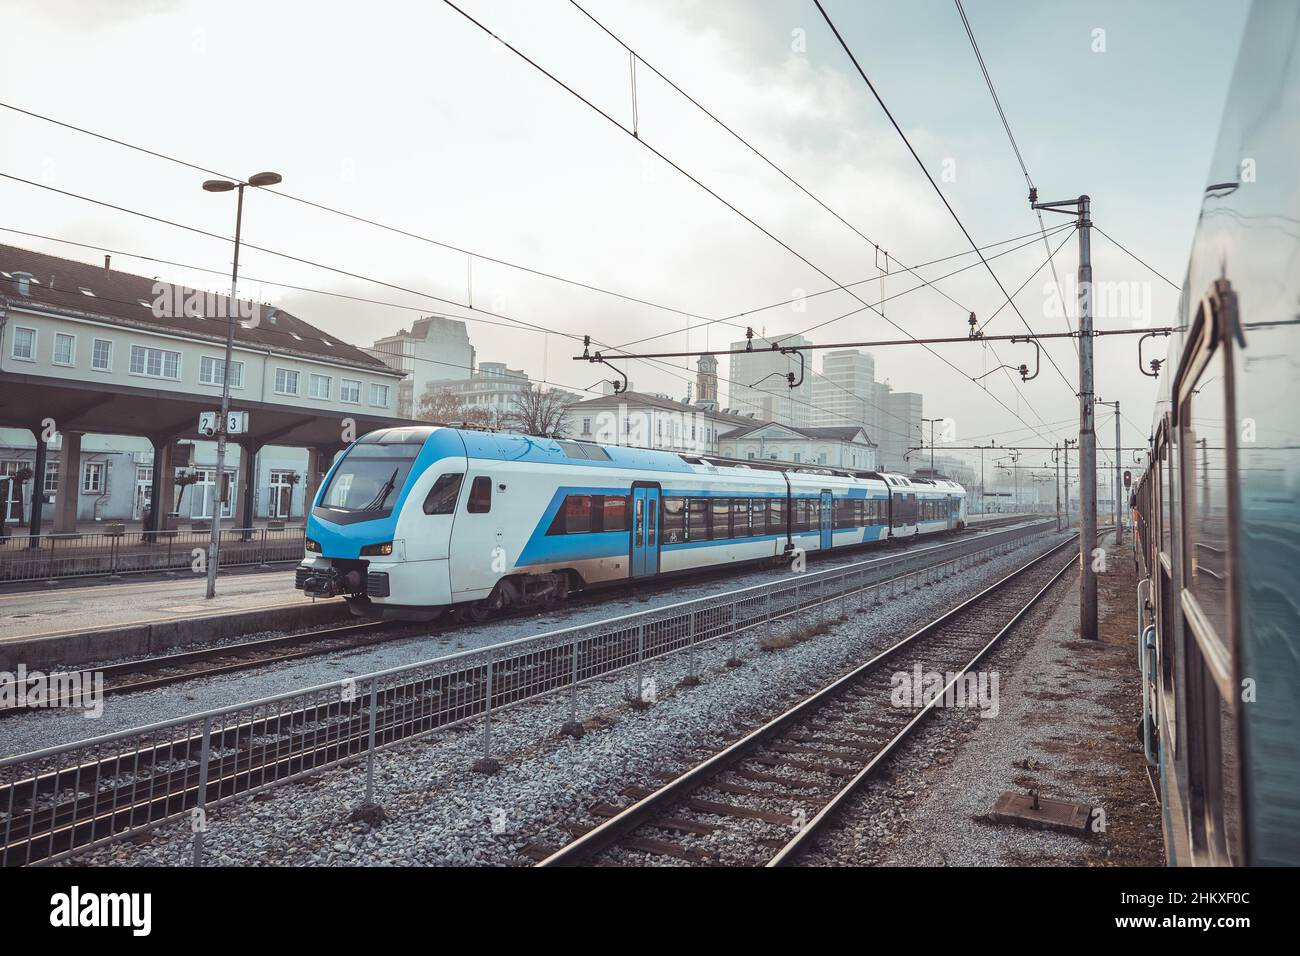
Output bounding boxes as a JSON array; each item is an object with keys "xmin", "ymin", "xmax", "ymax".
[
  {"xmin": 536, "ymin": 531, "xmax": 1088, "ymax": 867},
  {"xmin": 1, "ymin": 517, "xmax": 1049, "ymax": 865}
]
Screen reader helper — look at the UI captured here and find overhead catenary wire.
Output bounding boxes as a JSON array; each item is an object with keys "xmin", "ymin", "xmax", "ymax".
[
  {"xmin": 3, "ymin": 226, "xmax": 929, "ymax": 437},
  {"xmin": 813, "ymin": 0, "xmax": 1075, "ymax": 400},
  {"xmin": 562, "ymin": 0, "xmax": 1069, "ymax": 446},
  {"xmin": 0, "ymin": 100, "xmax": 717, "ymax": 328},
  {"xmin": 441, "ymin": 0, "xmax": 1061, "ymax": 447},
  {"xmin": 1094, "ymin": 225, "xmax": 1181, "ymax": 290},
  {"xmin": 951, "ymin": 0, "xmax": 1076, "ymax": 354}
]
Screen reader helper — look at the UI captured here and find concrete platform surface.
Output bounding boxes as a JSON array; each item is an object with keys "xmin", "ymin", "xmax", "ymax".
[{"xmin": 0, "ymin": 570, "xmax": 316, "ymax": 643}]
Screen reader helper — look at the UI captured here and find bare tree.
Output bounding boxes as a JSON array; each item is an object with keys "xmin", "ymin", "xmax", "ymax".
[
  {"xmin": 507, "ymin": 385, "xmax": 572, "ymax": 436},
  {"xmin": 416, "ymin": 388, "xmax": 497, "ymax": 429}
]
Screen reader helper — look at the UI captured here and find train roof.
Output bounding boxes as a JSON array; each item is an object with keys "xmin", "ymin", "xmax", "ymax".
[{"xmin": 359, "ymin": 426, "xmax": 964, "ymax": 492}]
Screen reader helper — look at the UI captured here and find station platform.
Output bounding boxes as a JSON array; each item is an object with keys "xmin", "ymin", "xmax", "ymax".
[{"xmin": 0, "ymin": 571, "xmax": 345, "ymax": 670}]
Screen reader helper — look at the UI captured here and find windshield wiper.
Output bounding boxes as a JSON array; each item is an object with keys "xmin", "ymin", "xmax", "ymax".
[{"xmin": 358, "ymin": 468, "xmax": 399, "ymax": 512}]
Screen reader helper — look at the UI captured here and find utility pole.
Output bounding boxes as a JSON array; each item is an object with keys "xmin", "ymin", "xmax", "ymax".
[
  {"xmin": 1052, "ymin": 443, "xmax": 1061, "ymax": 531},
  {"xmin": 1034, "ymin": 193, "xmax": 1097, "ymax": 639},
  {"xmin": 922, "ymin": 417, "xmax": 943, "ymax": 476}
]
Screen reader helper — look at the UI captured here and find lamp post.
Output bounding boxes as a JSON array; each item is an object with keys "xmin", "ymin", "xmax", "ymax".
[{"xmin": 201, "ymin": 171, "xmax": 282, "ymax": 600}]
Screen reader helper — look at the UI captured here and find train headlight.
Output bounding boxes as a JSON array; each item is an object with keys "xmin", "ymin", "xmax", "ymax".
[
  {"xmin": 360, "ymin": 541, "xmax": 394, "ymax": 557},
  {"xmin": 305, "ymin": 537, "xmax": 321, "ymax": 553}
]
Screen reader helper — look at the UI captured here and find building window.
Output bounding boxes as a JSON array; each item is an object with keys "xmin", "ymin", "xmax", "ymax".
[
  {"xmin": 129, "ymin": 345, "xmax": 180, "ymax": 379},
  {"xmin": 11, "ymin": 326, "xmax": 36, "ymax": 361},
  {"xmin": 369, "ymin": 383, "xmax": 390, "ymax": 407},
  {"xmin": 309, "ymin": 373, "xmax": 332, "ymax": 400},
  {"xmin": 274, "ymin": 368, "xmax": 300, "ymax": 395},
  {"xmin": 199, "ymin": 356, "xmax": 244, "ymax": 388},
  {"xmin": 582, "ymin": 417, "xmax": 591, "ymax": 436},
  {"xmin": 91, "ymin": 339, "xmax": 113, "ymax": 371},
  {"xmin": 82, "ymin": 462, "xmax": 105, "ymax": 494},
  {"xmin": 43, "ymin": 461, "xmax": 59, "ymax": 494},
  {"xmin": 52, "ymin": 333, "xmax": 76, "ymax": 366},
  {"xmin": 340, "ymin": 379, "xmax": 361, "ymax": 403}
]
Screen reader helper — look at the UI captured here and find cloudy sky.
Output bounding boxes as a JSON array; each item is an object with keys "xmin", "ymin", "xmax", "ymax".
[{"xmin": 0, "ymin": 0, "xmax": 1251, "ymax": 471}]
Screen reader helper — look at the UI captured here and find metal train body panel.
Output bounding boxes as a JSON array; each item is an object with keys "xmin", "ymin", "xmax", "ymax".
[
  {"xmin": 298, "ymin": 427, "xmax": 966, "ymax": 620},
  {"xmin": 1131, "ymin": 0, "xmax": 1300, "ymax": 867}
]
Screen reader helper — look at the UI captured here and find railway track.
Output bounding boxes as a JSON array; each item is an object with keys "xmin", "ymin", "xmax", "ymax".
[
  {"xmin": 534, "ymin": 531, "xmax": 1087, "ymax": 867},
  {"xmin": 4, "ymin": 515, "xmax": 1038, "ymax": 708},
  {"xmin": 0, "ymin": 516, "xmax": 1049, "ymax": 866}
]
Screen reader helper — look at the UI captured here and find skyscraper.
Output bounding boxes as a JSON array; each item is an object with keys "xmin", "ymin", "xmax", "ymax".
[
  {"xmin": 813, "ymin": 349, "xmax": 877, "ymax": 440},
  {"xmin": 727, "ymin": 333, "xmax": 813, "ymax": 426}
]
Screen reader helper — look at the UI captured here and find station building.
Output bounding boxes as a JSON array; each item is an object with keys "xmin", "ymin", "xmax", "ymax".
[
  {"xmin": 0, "ymin": 243, "xmax": 409, "ymax": 536},
  {"xmin": 718, "ymin": 422, "xmax": 878, "ymax": 470}
]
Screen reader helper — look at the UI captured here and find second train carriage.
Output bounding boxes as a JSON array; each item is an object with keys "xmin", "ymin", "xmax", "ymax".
[{"xmin": 295, "ymin": 426, "xmax": 966, "ymax": 620}]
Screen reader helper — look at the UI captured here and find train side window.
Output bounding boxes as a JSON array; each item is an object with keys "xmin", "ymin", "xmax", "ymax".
[
  {"xmin": 467, "ymin": 476, "xmax": 492, "ymax": 513},
  {"xmin": 732, "ymin": 498, "xmax": 751, "ymax": 537},
  {"xmin": 662, "ymin": 496, "xmax": 686, "ymax": 543},
  {"xmin": 711, "ymin": 498, "xmax": 731, "ymax": 539},
  {"xmin": 688, "ymin": 499, "xmax": 710, "ymax": 540},
  {"xmin": 603, "ymin": 495, "xmax": 628, "ymax": 532},
  {"xmin": 1181, "ymin": 349, "xmax": 1230, "ymax": 641},
  {"xmin": 768, "ymin": 498, "xmax": 784, "ymax": 534},
  {"xmin": 565, "ymin": 495, "xmax": 593, "ymax": 533},
  {"xmin": 422, "ymin": 473, "xmax": 463, "ymax": 515}
]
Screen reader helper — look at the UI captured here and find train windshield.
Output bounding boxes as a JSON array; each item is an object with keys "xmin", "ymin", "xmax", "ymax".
[{"xmin": 320, "ymin": 443, "xmax": 419, "ymax": 513}]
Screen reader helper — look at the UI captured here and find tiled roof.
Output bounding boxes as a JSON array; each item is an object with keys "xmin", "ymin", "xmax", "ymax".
[
  {"xmin": 719, "ymin": 422, "xmax": 872, "ymax": 444},
  {"xmin": 0, "ymin": 243, "xmax": 391, "ymax": 372},
  {"xmin": 569, "ymin": 390, "xmax": 761, "ymax": 425}
]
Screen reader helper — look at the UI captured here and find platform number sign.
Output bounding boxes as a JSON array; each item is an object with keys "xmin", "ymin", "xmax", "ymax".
[{"xmin": 198, "ymin": 411, "xmax": 249, "ymax": 437}]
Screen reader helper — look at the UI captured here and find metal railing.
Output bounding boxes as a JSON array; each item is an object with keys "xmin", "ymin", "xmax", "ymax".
[
  {"xmin": 0, "ymin": 519, "xmax": 1054, "ymax": 866},
  {"xmin": 0, "ymin": 526, "xmax": 306, "ymax": 583}
]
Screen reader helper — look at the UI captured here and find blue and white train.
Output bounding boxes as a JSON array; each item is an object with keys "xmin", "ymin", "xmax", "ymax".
[{"xmin": 295, "ymin": 426, "xmax": 967, "ymax": 620}]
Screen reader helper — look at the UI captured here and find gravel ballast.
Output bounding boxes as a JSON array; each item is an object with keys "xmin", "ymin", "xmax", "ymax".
[{"xmin": 57, "ymin": 528, "xmax": 1074, "ymax": 867}]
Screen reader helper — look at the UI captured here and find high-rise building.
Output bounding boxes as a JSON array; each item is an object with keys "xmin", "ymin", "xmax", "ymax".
[
  {"xmin": 369, "ymin": 316, "xmax": 475, "ymax": 418},
  {"xmin": 812, "ymin": 349, "xmax": 877, "ymax": 439},
  {"xmin": 727, "ymin": 333, "xmax": 813, "ymax": 427},
  {"xmin": 875, "ymin": 384, "xmax": 923, "ymax": 472}
]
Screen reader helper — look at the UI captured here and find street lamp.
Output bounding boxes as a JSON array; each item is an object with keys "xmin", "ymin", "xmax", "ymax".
[{"xmin": 201, "ymin": 171, "xmax": 282, "ymax": 600}]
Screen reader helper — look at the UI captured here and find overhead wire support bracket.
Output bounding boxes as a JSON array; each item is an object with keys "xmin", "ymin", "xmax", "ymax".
[
  {"xmin": 580, "ymin": 334, "xmax": 628, "ymax": 394},
  {"xmin": 972, "ymin": 335, "xmax": 1037, "ymax": 383},
  {"xmin": 1137, "ymin": 330, "xmax": 1171, "ymax": 378}
]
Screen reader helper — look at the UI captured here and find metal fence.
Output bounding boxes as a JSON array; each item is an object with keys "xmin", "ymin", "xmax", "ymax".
[
  {"xmin": 0, "ymin": 519, "xmax": 1054, "ymax": 866},
  {"xmin": 0, "ymin": 526, "xmax": 306, "ymax": 583}
]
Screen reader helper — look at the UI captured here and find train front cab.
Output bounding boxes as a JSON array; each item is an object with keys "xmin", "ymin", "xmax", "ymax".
[{"xmin": 298, "ymin": 427, "xmax": 466, "ymax": 620}]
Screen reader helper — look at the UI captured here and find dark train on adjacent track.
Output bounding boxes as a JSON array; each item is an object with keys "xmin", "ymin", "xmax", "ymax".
[{"xmin": 1130, "ymin": 0, "xmax": 1300, "ymax": 867}]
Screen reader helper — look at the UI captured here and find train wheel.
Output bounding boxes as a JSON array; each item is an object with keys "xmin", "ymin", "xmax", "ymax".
[{"xmin": 466, "ymin": 601, "xmax": 493, "ymax": 623}]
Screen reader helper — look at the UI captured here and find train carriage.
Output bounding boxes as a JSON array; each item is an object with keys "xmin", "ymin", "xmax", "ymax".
[
  {"xmin": 1131, "ymin": 0, "xmax": 1300, "ymax": 867},
  {"xmin": 297, "ymin": 426, "xmax": 965, "ymax": 622}
]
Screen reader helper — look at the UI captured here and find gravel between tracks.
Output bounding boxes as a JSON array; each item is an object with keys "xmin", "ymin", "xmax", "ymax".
[{"xmin": 60, "ymin": 527, "xmax": 1072, "ymax": 866}]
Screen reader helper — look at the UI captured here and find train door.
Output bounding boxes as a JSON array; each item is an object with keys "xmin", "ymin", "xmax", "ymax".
[
  {"xmin": 819, "ymin": 491, "xmax": 833, "ymax": 549},
  {"xmin": 630, "ymin": 484, "xmax": 661, "ymax": 578}
]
